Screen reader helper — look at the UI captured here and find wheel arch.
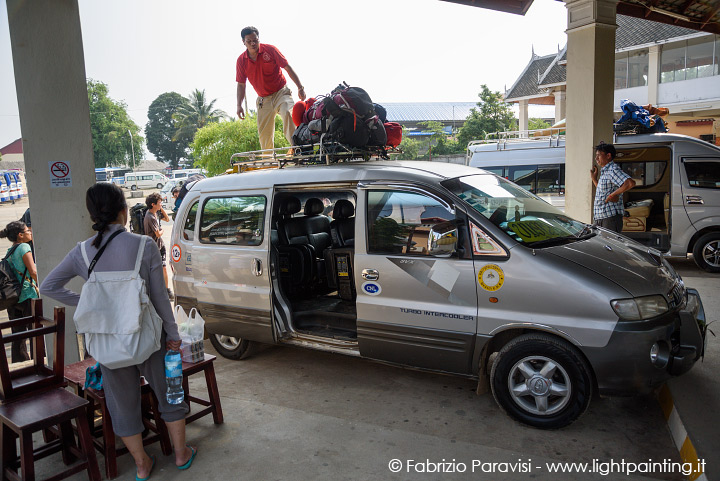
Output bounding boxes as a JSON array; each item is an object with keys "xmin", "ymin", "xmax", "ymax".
[
  {"xmin": 687, "ymin": 226, "xmax": 720, "ymax": 253},
  {"xmin": 477, "ymin": 327, "xmax": 598, "ymax": 392}
]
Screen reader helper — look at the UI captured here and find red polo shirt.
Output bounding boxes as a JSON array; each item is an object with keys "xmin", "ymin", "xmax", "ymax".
[{"xmin": 236, "ymin": 44, "xmax": 288, "ymax": 98}]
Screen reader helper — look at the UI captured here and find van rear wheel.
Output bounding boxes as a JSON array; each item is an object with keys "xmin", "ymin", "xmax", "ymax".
[
  {"xmin": 209, "ymin": 334, "xmax": 256, "ymax": 360},
  {"xmin": 130, "ymin": 185, "xmax": 137, "ymax": 191},
  {"xmin": 692, "ymin": 232, "xmax": 720, "ymax": 273},
  {"xmin": 490, "ymin": 333, "xmax": 592, "ymax": 429}
]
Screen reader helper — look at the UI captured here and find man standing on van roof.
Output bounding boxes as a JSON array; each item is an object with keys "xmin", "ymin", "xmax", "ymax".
[
  {"xmin": 236, "ymin": 26, "xmax": 306, "ymax": 151},
  {"xmin": 590, "ymin": 142, "xmax": 636, "ymax": 233}
]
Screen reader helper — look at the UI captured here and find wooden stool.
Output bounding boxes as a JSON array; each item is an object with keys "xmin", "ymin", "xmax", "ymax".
[
  {"xmin": 182, "ymin": 354, "xmax": 223, "ymax": 425},
  {"xmin": 0, "ymin": 301, "xmax": 101, "ymax": 481},
  {"xmin": 0, "ymin": 389, "xmax": 100, "ymax": 481},
  {"xmin": 64, "ymin": 359, "xmax": 172, "ymax": 480}
]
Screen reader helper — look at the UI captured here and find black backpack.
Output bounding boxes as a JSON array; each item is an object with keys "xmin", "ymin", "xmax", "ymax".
[
  {"xmin": 130, "ymin": 203, "xmax": 147, "ymax": 235},
  {"xmin": 0, "ymin": 245, "xmax": 28, "ymax": 310}
]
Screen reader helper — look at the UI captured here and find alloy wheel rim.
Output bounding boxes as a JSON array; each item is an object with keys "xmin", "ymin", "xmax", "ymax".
[
  {"xmin": 702, "ymin": 240, "xmax": 720, "ymax": 268},
  {"xmin": 507, "ymin": 355, "xmax": 572, "ymax": 416},
  {"xmin": 215, "ymin": 334, "xmax": 241, "ymax": 350}
]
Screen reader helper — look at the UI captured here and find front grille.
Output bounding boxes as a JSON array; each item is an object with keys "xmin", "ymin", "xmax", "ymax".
[{"xmin": 667, "ymin": 282, "xmax": 685, "ymax": 310}]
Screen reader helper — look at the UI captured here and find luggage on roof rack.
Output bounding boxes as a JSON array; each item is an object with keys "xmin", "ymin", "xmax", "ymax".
[{"xmin": 228, "ymin": 142, "xmax": 401, "ymax": 173}]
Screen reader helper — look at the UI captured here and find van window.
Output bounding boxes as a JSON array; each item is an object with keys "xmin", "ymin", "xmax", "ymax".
[
  {"xmin": 183, "ymin": 202, "xmax": 199, "ymax": 241},
  {"xmin": 127, "ymin": 175, "xmax": 136, "ymax": 181},
  {"xmin": 685, "ymin": 160, "xmax": 720, "ymax": 189},
  {"xmin": 200, "ymin": 196, "xmax": 266, "ymax": 245},
  {"xmin": 367, "ymin": 190, "xmax": 454, "ymax": 256},
  {"xmin": 618, "ymin": 161, "xmax": 666, "ymax": 186}
]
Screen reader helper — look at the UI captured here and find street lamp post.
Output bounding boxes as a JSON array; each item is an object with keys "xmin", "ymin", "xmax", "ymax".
[{"xmin": 128, "ymin": 129, "xmax": 137, "ymax": 190}]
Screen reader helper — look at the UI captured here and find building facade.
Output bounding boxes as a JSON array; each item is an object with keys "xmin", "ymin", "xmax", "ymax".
[{"xmin": 505, "ymin": 15, "xmax": 720, "ymax": 142}]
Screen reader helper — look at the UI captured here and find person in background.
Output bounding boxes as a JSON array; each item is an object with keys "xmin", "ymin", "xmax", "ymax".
[
  {"xmin": 590, "ymin": 141, "xmax": 636, "ymax": 233},
  {"xmin": 40, "ymin": 183, "xmax": 196, "ymax": 480},
  {"xmin": 0, "ymin": 221, "xmax": 38, "ymax": 363},
  {"xmin": 170, "ymin": 186, "xmax": 181, "ymax": 220},
  {"xmin": 236, "ymin": 25, "xmax": 306, "ymax": 150},
  {"xmin": 144, "ymin": 193, "xmax": 174, "ymax": 301},
  {"xmin": 19, "ymin": 208, "xmax": 34, "ymax": 259}
]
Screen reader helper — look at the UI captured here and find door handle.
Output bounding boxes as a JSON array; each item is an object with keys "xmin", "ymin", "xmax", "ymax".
[
  {"xmin": 686, "ymin": 195, "xmax": 704, "ymax": 205},
  {"xmin": 252, "ymin": 258, "xmax": 263, "ymax": 276},
  {"xmin": 362, "ymin": 269, "xmax": 379, "ymax": 281}
]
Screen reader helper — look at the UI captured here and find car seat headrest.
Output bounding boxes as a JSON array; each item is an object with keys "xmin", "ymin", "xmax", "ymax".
[
  {"xmin": 304, "ymin": 197, "xmax": 324, "ymax": 215},
  {"xmin": 279, "ymin": 196, "xmax": 301, "ymax": 215},
  {"xmin": 333, "ymin": 199, "xmax": 355, "ymax": 219}
]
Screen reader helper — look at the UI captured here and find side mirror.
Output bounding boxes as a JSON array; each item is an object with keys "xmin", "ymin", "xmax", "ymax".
[{"xmin": 428, "ymin": 221, "xmax": 458, "ymax": 257}]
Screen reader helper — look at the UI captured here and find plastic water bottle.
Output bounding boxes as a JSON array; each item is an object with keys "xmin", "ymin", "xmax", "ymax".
[{"xmin": 165, "ymin": 350, "xmax": 184, "ymax": 405}]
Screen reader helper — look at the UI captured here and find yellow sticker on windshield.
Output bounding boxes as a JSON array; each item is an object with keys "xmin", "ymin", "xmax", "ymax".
[
  {"xmin": 478, "ymin": 264, "xmax": 504, "ymax": 291},
  {"xmin": 507, "ymin": 220, "xmax": 567, "ymax": 243}
]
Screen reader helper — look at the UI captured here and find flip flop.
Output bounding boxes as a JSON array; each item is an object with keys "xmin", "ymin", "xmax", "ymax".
[
  {"xmin": 135, "ymin": 455, "xmax": 155, "ymax": 481},
  {"xmin": 178, "ymin": 446, "xmax": 197, "ymax": 470}
]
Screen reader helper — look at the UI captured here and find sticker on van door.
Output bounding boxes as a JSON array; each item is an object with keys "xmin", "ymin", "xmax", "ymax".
[
  {"xmin": 361, "ymin": 282, "xmax": 382, "ymax": 296},
  {"xmin": 478, "ymin": 264, "xmax": 504, "ymax": 291},
  {"xmin": 171, "ymin": 244, "xmax": 182, "ymax": 263}
]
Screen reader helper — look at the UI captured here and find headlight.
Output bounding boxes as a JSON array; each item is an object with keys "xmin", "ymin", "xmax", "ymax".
[{"xmin": 611, "ymin": 295, "xmax": 669, "ymax": 321}]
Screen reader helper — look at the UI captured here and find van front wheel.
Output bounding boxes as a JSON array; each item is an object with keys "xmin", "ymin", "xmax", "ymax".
[
  {"xmin": 490, "ymin": 333, "xmax": 592, "ymax": 429},
  {"xmin": 209, "ymin": 334, "xmax": 256, "ymax": 360},
  {"xmin": 692, "ymin": 232, "xmax": 720, "ymax": 273},
  {"xmin": 130, "ymin": 185, "xmax": 137, "ymax": 191}
]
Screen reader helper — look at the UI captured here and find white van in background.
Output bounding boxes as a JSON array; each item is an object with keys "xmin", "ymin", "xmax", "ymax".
[
  {"xmin": 124, "ymin": 171, "xmax": 168, "ymax": 190},
  {"xmin": 467, "ymin": 131, "xmax": 720, "ymax": 272},
  {"xmin": 172, "ymin": 169, "xmax": 204, "ymax": 181}
]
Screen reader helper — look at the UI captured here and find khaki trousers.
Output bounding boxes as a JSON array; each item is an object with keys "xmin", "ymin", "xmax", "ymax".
[{"xmin": 257, "ymin": 85, "xmax": 295, "ymax": 150}]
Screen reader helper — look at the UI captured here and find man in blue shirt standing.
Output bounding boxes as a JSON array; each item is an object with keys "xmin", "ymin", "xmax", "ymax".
[{"xmin": 590, "ymin": 142, "xmax": 636, "ymax": 232}]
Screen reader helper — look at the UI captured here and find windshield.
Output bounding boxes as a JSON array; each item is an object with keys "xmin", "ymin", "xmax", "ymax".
[
  {"xmin": 442, "ymin": 174, "xmax": 590, "ymax": 247},
  {"xmin": 161, "ymin": 181, "xmax": 175, "ymax": 192}
]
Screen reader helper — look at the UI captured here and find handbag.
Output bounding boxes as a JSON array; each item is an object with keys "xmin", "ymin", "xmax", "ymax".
[
  {"xmin": 0, "ymin": 244, "xmax": 30, "ymax": 310},
  {"xmin": 73, "ymin": 232, "xmax": 162, "ymax": 369}
]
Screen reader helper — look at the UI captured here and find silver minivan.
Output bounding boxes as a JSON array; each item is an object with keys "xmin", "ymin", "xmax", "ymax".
[{"xmin": 170, "ymin": 161, "xmax": 707, "ymax": 428}]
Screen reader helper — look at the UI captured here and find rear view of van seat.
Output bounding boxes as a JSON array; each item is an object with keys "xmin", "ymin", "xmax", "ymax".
[{"xmin": 623, "ymin": 199, "xmax": 654, "ymax": 232}]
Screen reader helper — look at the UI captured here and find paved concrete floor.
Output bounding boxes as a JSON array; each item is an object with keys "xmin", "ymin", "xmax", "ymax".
[{"xmin": 1, "ymin": 194, "xmax": 716, "ymax": 480}]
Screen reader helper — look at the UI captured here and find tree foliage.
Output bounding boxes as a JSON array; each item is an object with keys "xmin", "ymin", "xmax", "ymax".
[
  {"xmin": 418, "ymin": 120, "xmax": 464, "ymax": 156},
  {"xmin": 191, "ymin": 115, "xmax": 289, "ymax": 176},
  {"xmin": 529, "ymin": 117, "xmax": 551, "ymax": 130},
  {"xmin": 173, "ymin": 89, "xmax": 227, "ymax": 142},
  {"xmin": 87, "ymin": 79, "xmax": 143, "ymax": 168},
  {"xmin": 457, "ymin": 85, "xmax": 517, "ymax": 147},
  {"xmin": 146, "ymin": 92, "xmax": 191, "ymax": 169}
]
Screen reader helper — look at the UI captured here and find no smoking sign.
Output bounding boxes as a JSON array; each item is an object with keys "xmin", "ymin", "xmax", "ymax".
[{"xmin": 49, "ymin": 161, "xmax": 72, "ymax": 188}]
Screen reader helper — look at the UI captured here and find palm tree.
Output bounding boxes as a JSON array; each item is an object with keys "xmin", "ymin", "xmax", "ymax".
[{"xmin": 173, "ymin": 89, "xmax": 227, "ymax": 141}]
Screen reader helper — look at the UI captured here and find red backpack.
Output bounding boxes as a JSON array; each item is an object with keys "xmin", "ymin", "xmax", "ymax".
[{"xmin": 384, "ymin": 122, "xmax": 402, "ymax": 148}]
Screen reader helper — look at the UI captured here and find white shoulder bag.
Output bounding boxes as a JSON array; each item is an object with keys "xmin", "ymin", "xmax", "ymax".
[{"xmin": 74, "ymin": 231, "xmax": 162, "ymax": 369}]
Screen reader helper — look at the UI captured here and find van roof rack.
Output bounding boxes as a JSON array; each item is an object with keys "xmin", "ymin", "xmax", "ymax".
[
  {"xmin": 467, "ymin": 127, "xmax": 566, "ymax": 149},
  {"xmin": 229, "ymin": 142, "xmax": 400, "ymax": 173}
]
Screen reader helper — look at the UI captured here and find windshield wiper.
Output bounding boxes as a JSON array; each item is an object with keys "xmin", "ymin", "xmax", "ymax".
[
  {"xmin": 574, "ymin": 224, "xmax": 597, "ymax": 239},
  {"xmin": 525, "ymin": 236, "xmax": 578, "ymax": 248}
]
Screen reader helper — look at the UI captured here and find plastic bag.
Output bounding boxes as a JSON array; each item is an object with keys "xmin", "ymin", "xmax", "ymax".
[{"xmin": 177, "ymin": 307, "xmax": 205, "ymax": 363}]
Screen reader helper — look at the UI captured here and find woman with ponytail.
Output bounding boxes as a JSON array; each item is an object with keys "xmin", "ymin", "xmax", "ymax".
[
  {"xmin": 40, "ymin": 183, "xmax": 196, "ymax": 479},
  {"xmin": 0, "ymin": 220, "xmax": 38, "ymax": 362}
]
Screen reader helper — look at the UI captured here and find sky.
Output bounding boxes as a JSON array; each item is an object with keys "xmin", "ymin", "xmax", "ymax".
[{"xmin": 0, "ymin": 0, "xmax": 568, "ymax": 155}]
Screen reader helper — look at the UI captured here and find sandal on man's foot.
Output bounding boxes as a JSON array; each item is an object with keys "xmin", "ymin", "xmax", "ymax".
[
  {"xmin": 135, "ymin": 455, "xmax": 156, "ymax": 481},
  {"xmin": 178, "ymin": 446, "xmax": 197, "ymax": 470}
]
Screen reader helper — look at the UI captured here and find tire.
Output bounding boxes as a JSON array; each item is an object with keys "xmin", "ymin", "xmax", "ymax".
[
  {"xmin": 490, "ymin": 333, "xmax": 593, "ymax": 429},
  {"xmin": 157, "ymin": 183, "xmax": 163, "ymax": 189},
  {"xmin": 130, "ymin": 185, "xmax": 137, "ymax": 191},
  {"xmin": 209, "ymin": 333, "xmax": 256, "ymax": 360},
  {"xmin": 692, "ymin": 232, "xmax": 720, "ymax": 273}
]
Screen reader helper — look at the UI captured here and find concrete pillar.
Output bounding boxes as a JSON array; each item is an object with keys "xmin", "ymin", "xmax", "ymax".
[
  {"xmin": 7, "ymin": 0, "xmax": 95, "ymax": 363},
  {"xmin": 648, "ymin": 45, "xmax": 662, "ymax": 106},
  {"xmin": 564, "ymin": 0, "xmax": 618, "ymax": 223},
  {"xmin": 519, "ymin": 99, "xmax": 529, "ymax": 135},
  {"xmin": 554, "ymin": 90, "xmax": 567, "ymax": 124}
]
